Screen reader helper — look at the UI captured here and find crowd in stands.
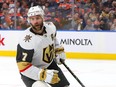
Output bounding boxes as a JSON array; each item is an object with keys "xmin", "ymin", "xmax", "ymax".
[{"xmin": 0, "ymin": 0, "xmax": 116, "ymax": 31}]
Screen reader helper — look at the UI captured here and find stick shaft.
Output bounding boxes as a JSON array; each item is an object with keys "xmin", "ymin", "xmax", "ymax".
[{"xmin": 60, "ymin": 60, "xmax": 85, "ymax": 87}]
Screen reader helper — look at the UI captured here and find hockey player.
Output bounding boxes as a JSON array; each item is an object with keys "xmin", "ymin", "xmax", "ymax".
[{"xmin": 16, "ymin": 5, "xmax": 70, "ymax": 87}]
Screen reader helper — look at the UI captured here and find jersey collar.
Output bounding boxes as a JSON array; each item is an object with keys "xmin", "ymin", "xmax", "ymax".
[{"xmin": 30, "ymin": 26, "xmax": 47, "ymax": 35}]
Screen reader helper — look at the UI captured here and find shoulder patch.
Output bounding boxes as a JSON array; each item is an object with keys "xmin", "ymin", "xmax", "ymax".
[{"xmin": 24, "ymin": 34, "xmax": 32, "ymax": 42}]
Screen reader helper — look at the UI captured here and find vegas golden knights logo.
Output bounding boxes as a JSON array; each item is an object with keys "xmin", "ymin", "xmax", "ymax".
[{"xmin": 43, "ymin": 44, "xmax": 55, "ymax": 63}]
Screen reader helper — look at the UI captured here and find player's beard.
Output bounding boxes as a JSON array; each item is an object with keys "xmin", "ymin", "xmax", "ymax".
[
  {"xmin": 31, "ymin": 22, "xmax": 43, "ymax": 33},
  {"xmin": 33, "ymin": 22, "xmax": 43, "ymax": 31}
]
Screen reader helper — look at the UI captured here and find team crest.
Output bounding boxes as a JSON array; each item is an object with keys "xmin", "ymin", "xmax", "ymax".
[{"xmin": 24, "ymin": 35, "xmax": 32, "ymax": 42}]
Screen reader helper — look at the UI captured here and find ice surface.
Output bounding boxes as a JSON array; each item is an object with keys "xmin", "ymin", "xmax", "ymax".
[{"xmin": 0, "ymin": 57, "xmax": 116, "ymax": 87}]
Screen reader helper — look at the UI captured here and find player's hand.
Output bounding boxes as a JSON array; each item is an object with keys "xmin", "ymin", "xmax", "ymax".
[
  {"xmin": 55, "ymin": 46, "xmax": 66, "ymax": 65},
  {"xmin": 55, "ymin": 52, "xmax": 66, "ymax": 65},
  {"xmin": 39, "ymin": 69, "xmax": 60, "ymax": 84}
]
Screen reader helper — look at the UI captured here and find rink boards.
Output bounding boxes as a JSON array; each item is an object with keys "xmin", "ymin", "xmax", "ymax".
[{"xmin": 0, "ymin": 30, "xmax": 116, "ymax": 60}]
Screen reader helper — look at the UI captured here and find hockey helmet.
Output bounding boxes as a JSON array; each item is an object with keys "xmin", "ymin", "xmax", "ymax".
[{"xmin": 27, "ymin": 5, "xmax": 44, "ymax": 19}]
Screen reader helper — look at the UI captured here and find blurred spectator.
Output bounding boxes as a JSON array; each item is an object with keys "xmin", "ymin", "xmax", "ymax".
[
  {"xmin": 58, "ymin": 0, "xmax": 72, "ymax": 17},
  {"xmin": 103, "ymin": 0, "xmax": 113, "ymax": 8},
  {"xmin": 112, "ymin": 1, "xmax": 116, "ymax": 9},
  {"xmin": 0, "ymin": 0, "xmax": 3, "ymax": 11},
  {"xmin": 17, "ymin": 16, "xmax": 30, "ymax": 30},
  {"xmin": 93, "ymin": 20, "xmax": 102, "ymax": 30},
  {"xmin": 110, "ymin": 19, "xmax": 116, "ymax": 31},
  {"xmin": 2, "ymin": 14, "xmax": 14, "ymax": 29},
  {"xmin": 99, "ymin": 19, "xmax": 110, "ymax": 30},
  {"xmin": 84, "ymin": 19, "xmax": 96, "ymax": 30},
  {"xmin": 49, "ymin": 0, "xmax": 59, "ymax": 9},
  {"xmin": 0, "ymin": 0, "xmax": 116, "ymax": 30},
  {"xmin": 88, "ymin": 7, "xmax": 99, "ymax": 22},
  {"xmin": 100, "ymin": 7, "xmax": 110, "ymax": 22},
  {"xmin": 69, "ymin": 13, "xmax": 85, "ymax": 30},
  {"xmin": 1, "ymin": 2, "xmax": 9, "ymax": 11}
]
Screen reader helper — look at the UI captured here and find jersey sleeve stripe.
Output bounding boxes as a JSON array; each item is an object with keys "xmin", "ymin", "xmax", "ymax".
[
  {"xmin": 17, "ymin": 62, "xmax": 32, "ymax": 72},
  {"xmin": 20, "ymin": 64, "xmax": 32, "ymax": 72}
]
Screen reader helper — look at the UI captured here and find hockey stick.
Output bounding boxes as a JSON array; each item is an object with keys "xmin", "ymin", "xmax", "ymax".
[{"xmin": 60, "ymin": 59, "xmax": 85, "ymax": 87}]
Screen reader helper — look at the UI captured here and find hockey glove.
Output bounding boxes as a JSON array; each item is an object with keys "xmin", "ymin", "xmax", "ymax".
[
  {"xmin": 55, "ymin": 46, "xmax": 66, "ymax": 65},
  {"xmin": 39, "ymin": 69, "xmax": 60, "ymax": 84}
]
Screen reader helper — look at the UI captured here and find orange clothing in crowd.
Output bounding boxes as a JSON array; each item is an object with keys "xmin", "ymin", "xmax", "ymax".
[
  {"xmin": 76, "ymin": 0, "xmax": 87, "ymax": 2},
  {"xmin": 59, "ymin": 2, "xmax": 72, "ymax": 10},
  {"xmin": 5, "ymin": 15, "xmax": 13, "ymax": 25},
  {"xmin": 56, "ymin": 0, "xmax": 59, "ymax": 3}
]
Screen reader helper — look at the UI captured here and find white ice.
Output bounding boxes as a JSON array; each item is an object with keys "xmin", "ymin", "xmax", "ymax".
[{"xmin": 0, "ymin": 56, "xmax": 116, "ymax": 87}]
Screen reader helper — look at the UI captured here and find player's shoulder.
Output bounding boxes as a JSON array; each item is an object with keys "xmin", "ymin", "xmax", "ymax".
[
  {"xmin": 44, "ymin": 22, "xmax": 56, "ymax": 30},
  {"xmin": 18, "ymin": 27, "xmax": 36, "ymax": 49},
  {"xmin": 44, "ymin": 22, "xmax": 56, "ymax": 34},
  {"xmin": 20, "ymin": 27, "xmax": 33, "ymax": 39}
]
